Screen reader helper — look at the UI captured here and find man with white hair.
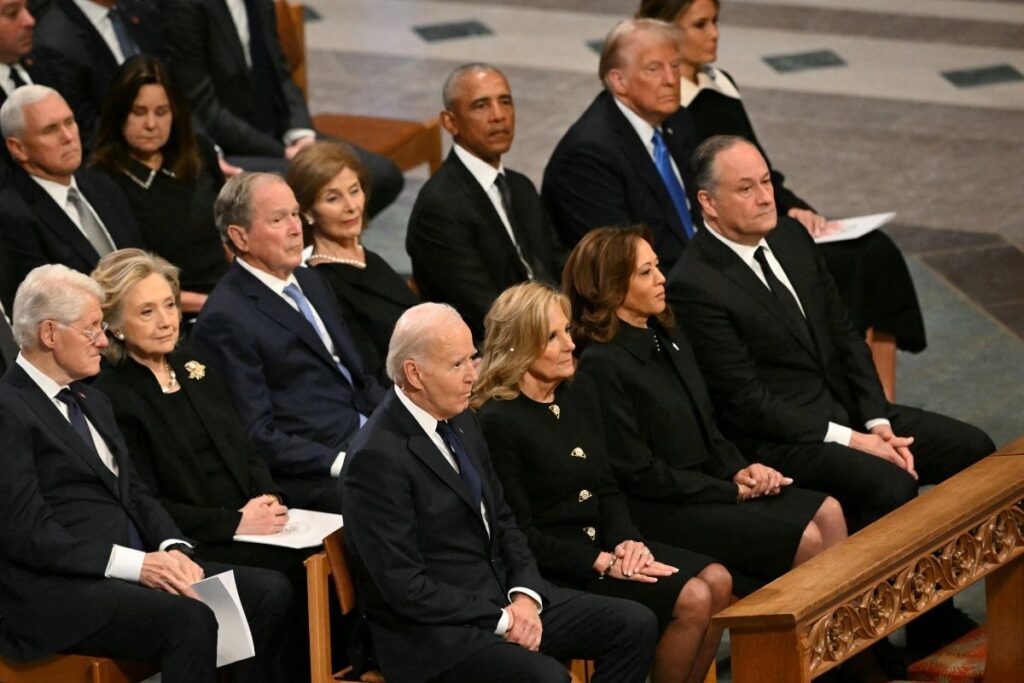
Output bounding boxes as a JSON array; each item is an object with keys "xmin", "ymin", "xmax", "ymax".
[
  {"xmin": 0, "ymin": 84, "xmax": 142, "ymax": 285},
  {"xmin": 341, "ymin": 303, "xmax": 658, "ymax": 683},
  {"xmin": 0, "ymin": 264, "xmax": 291, "ymax": 682}
]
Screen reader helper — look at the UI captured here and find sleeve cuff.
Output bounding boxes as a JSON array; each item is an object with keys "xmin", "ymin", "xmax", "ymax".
[
  {"xmin": 495, "ymin": 607, "xmax": 510, "ymax": 635},
  {"xmin": 824, "ymin": 422, "xmax": 852, "ymax": 447},
  {"xmin": 283, "ymin": 128, "xmax": 316, "ymax": 146},
  {"xmin": 331, "ymin": 451, "xmax": 346, "ymax": 478},
  {"xmin": 105, "ymin": 544, "xmax": 145, "ymax": 582},
  {"xmin": 865, "ymin": 418, "xmax": 891, "ymax": 431},
  {"xmin": 508, "ymin": 587, "xmax": 543, "ymax": 613}
]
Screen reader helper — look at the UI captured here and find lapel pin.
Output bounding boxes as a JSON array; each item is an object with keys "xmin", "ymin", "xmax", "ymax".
[
  {"xmin": 571, "ymin": 447, "xmax": 586, "ymax": 459},
  {"xmin": 549, "ymin": 404, "xmax": 560, "ymax": 419}
]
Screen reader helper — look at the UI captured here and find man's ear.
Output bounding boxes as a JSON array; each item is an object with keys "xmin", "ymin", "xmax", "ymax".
[
  {"xmin": 6, "ymin": 136, "xmax": 27, "ymax": 164},
  {"xmin": 226, "ymin": 224, "xmax": 248, "ymax": 254},
  {"xmin": 402, "ymin": 359, "xmax": 424, "ymax": 392},
  {"xmin": 606, "ymin": 69, "xmax": 627, "ymax": 97},
  {"xmin": 696, "ymin": 189, "xmax": 716, "ymax": 220},
  {"xmin": 439, "ymin": 109, "xmax": 458, "ymax": 138}
]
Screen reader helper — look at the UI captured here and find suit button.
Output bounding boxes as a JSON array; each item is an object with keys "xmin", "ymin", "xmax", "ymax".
[{"xmin": 578, "ymin": 489, "xmax": 592, "ymax": 502}]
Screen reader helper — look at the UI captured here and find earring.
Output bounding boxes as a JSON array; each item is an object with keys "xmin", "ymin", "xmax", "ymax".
[{"xmin": 114, "ymin": 331, "xmax": 125, "ymax": 340}]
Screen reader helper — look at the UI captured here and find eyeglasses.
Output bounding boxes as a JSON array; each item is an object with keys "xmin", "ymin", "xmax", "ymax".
[{"xmin": 53, "ymin": 320, "xmax": 109, "ymax": 345}]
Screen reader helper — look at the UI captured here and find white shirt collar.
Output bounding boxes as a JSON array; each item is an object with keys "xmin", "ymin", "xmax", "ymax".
[
  {"xmin": 234, "ymin": 255, "xmax": 299, "ymax": 296},
  {"xmin": 16, "ymin": 353, "xmax": 68, "ymax": 400},
  {"xmin": 72, "ymin": 0, "xmax": 109, "ymax": 26},
  {"xmin": 704, "ymin": 219, "xmax": 768, "ymax": 269},
  {"xmin": 612, "ymin": 95, "xmax": 659, "ymax": 156},
  {"xmin": 394, "ymin": 384, "xmax": 440, "ymax": 438},
  {"xmin": 0, "ymin": 62, "xmax": 30, "ymax": 96},
  {"xmin": 452, "ymin": 143, "xmax": 505, "ymax": 193},
  {"xmin": 680, "ymin": 65, "xmax": 742, "ymax": 107},
  {"xmin": 31, "ymin": 174, "xmax": 81, "ymax": 211}
]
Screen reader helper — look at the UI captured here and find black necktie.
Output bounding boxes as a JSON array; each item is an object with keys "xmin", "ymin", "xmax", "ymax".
[
  {"xmin": 436, "ymin": 421, "xmax": 483, "ymax": 507},
  {"xmin": 9, "ymin": 64, "xmax": 26, "ymax": 89},
  {"xmin": 753, "ymin": 246, "xmax": 809, "ymax": 330},
  {"xmin": 493, "ymin": 173, "xmax": 539, "ymax": 280}
]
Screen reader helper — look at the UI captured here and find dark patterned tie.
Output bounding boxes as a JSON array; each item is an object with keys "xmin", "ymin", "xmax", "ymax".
[
  {"xmin": 493, "ymin": 173, "xmax": 537, "ymax": 280},
  {"xmin": 753, "ymin": 246, "xmax": 809, "ymax": 332},
  {"xmin": 108, "ymin": 6, "xmax": 141, "ymax": 60},
  {"xmin": 436, "ymin": 421, "xmax": 483, "ymax": 507},
  {"xmin": 9, "ymin": 64, "xmax": 27, "ymax": 89}
]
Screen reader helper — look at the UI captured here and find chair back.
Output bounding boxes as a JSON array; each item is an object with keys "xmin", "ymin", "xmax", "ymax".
[{"xmin": 323, "ymin": 528, "xmax": 356, "ymax": 615}]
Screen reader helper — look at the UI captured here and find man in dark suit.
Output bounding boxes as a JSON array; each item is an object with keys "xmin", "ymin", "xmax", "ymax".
[
  {"xmin": 33, "ymin": 0, "xmax": 160, "ymax": 144},
  {"xmin": 0, "ymin": 85, "xmax": 143, "ymax": 284},
  {"xmin": 407, "ymin": 63, "xmax": 563, "ymax": 340},
  {"xmin": 543, "ymin": 18, "xmax": 699, "ymax": 273},
  {"xmin": 0, "ymin": 263, "xmax": 291, "ymax": 681},
  {"xmin": 160, "ymin": 0, "xmax": 402, "ymax": 216},
  {"xmin": 191, "ymin": 172, "xmax": 386, "ymax": 512},
  {"xmin": 341, "ymin": 302, "xmax": 657, "ymax": 683}
]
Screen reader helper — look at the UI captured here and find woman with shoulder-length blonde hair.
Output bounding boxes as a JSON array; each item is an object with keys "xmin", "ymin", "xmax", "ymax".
[
  {"xmin": 564, "ymin": 227, "xmax": 847, "ymax": 596},
  {"xmin": 475, "ymin": 281, "xmax": 730, "ymax": 683}
]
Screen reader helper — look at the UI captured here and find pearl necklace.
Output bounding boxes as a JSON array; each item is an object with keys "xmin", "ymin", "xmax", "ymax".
[
  {"xmin": 161, "ymin": 360, "xmax": 179, "ymax": 394},
  {"xmin": 308, "ymin": 250, "xmax": 366, "ymax": 269}
]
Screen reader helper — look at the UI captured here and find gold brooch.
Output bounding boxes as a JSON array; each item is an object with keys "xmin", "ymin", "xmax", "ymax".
[
  {"xmin": 583, "ymin": 526, "xmax": 596, "ymax": 540},
  {"xmin": 549, "ymin": 404, "xmax": 560, "ymax": 419},
  {"xmin": 571, "ymin": 447, "xmax": 586, "ymax": 459},
  {"xmin": 578, "ymin": 489, "xmax": 592, "ymax": 502},
  {"xmin": 184, "ymin": 361, "xmax": 206, "ymax": 380}
]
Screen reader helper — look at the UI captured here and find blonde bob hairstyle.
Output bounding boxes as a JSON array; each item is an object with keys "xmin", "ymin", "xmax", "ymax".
[
  {"xmin": 471, "ymin": 282, "xmax": 572, "ymax": 410},
  {"xmin": 91, "ymin": 248, "xmax": 181, "ymax": 365}
]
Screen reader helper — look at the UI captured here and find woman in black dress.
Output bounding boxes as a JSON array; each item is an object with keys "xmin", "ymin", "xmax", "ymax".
[
  {"xmin": 474, "ymin": 282, "xmax": 729, "ymax": 683},
  {"xmin": 90, "ymin": 249, "xmax": 312, "ymax": 680},
  {"xmin": 287, "ymin": 142, "xmax": 418, "ymax": 381},
  {"xmin": 91, "ymin": 57, "xmax": 228, "ymax": 315},
  {"xmin": 637, "ymin": 0, "xmax": 926, "ymax": 401},
  {"xmin": 564, "ymin": 227, "xmax": 847, "ymax": 594}
]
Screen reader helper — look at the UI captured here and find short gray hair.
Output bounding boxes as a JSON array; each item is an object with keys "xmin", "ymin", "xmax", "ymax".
[
  {"xmin": 386, "ymin": 303, "xmax": 465, "ymax": 386},
  {"xmin": 692, "ymin": 134, "xmax": 752, "ymax": 195},
  {"xmin": 598, "ymin": 18, "xmax": 683, "ymax": 87},
  {"xmin": 0, "ymin": 84, "xmax": 63, "ymax": 139},
  {"xmin": 442, "ymin": 62, "xmax": 504, "ymax": 109},
  {"xmin": 214, "ymin": 171, "xmax": 284, "ymax": 253},
  {"xmin": 12, "ymin": 264, "xmax": 104, "ymax": 349}
]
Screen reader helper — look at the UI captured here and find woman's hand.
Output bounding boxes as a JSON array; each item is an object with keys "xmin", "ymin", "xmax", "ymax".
[
  {"xmin": 236, "ymin": 495, "xmax": 289, "ymax": 535},
  {"xmin": 788, "ymin": 208, "xmax": 838, "ymax": 238},
  {"xmin": 613, "ymin": 539, "xmax": 652, "ymax": 577},
  {"xmin": 733, "ymin": 464, "xmax": 792, "ymax": 499}
]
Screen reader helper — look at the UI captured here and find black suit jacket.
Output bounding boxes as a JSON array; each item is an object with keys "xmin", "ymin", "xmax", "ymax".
[
  {"xmin": 191, "ymin": 262, "xmax": 386, "ymax": 477},
  {"xmin": 0, "ymin": 363, "xmax": 186, "ymax": 658},
  {"xmin": 0, "ymin": 167, "xmax": 144, "ymax": 285},
  {"xmin": 407, "ymin": 149, "xmax": 563, "ymax": 339},
  {"xmin": 33, "ymin": 0, "xmax": 162, "ymax": 144},
  {"xmin": 161, "ymin": 0, "xmax": 313, "ymax": 157},
  {"xmin": 542, "ymin": 90, "xmax": 699, "ymax": 272},
  {"xmin": 93, "ymin": 350, "xmax": 283, "ymax": 543},
  {"xmin": 667, "ymin": 218, "xmax": 889, "ymax": 453},
  {"xmin": 341, "ymin": 389, "xmax": 568, "ymax": 683}
]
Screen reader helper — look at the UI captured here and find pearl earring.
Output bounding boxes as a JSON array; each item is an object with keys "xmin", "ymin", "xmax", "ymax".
[{"xmin": 114, "ymin": 331, "xmax": 125, "ymax": 340}]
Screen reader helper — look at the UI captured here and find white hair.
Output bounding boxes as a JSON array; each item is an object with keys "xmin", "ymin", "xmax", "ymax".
[
  {"xmin": 12, "ymin": 264, "xmax": 104, "ymax": 349},
  {"xmin": 0, "ymin": 84, "xmax": 63, "ymax": 139},
  {"xmin": 386, "ymin": 303, "xmax": 465, "ymax": 386}
]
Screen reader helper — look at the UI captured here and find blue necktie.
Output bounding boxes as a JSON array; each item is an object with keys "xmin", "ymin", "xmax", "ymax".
[
  {"xmin": 283, "ymin": 283, "xmax": 355, "ymax": 387},
  {"xmin": 436, "ymin": 421, "xmax": 483, "ymax": 508},
  {"xmin": 651, "ymin": 129, "xmax": 695, "ymax": 238},
  {"xmin": 108, "ymin": 7, "xmax": 140, "ymax": 60}
]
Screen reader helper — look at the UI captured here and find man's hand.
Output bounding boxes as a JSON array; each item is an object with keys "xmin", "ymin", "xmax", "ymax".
[
  {"xmin": 284, "ymin": 136, "xmax": 316, "ymax": 159},
  {"xmin": 733, "ymin": 464, "xmax": 792, "ymax": 498},
  {"xmin": 869, "ymin": 424, "xmax": 918, "ymax": 479},
  {"xmin": 504, "ymin": 594, "xmax": 543, "ymax": 651},
  {"xmin": 788, "ymin": 207, "xmax": 837, "ymax": 238},
  {"xmin": 850, "ymin": 430, "xmax": 918, "ymax": 479},
  {"xmin": 140, "ymin": 550, "xmax": 205, "ymax": 598},
  {"xmin": 236, "ymin": 495, "xmax": 289, "ymax": 535}
]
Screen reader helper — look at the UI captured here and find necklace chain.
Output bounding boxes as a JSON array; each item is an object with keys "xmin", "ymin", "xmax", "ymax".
[{"xmin": 161, "ymin": 359, "xmax": 179, "ymax": 394}]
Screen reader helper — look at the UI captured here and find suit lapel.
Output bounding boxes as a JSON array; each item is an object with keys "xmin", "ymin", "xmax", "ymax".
[
  {"xmin": 15, "ymin": 171, "xmax": 100, "ymax": 268},
  {"xmin": 59, "ymin": 0, "xmax": 119, "ymax": 75},
  {"xmin": 73, "ymin": 386, "xmax": 134, "ymax": 502},
  {"xmin": 765, "ymin": 229, "xmax": 829, "ymax": 362},
  {"xmin": 296, "ymin": 268, "xmax": 366, "ymax": 384},
  {"xmin": 210, "ymin": 0, "xmax": 254, "ymax": 90}
]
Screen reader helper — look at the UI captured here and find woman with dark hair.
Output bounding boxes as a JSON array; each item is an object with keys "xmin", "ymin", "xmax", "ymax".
[
  {"xmin": 565, "ymin": 226, "xmax": 847, "ymax": 595},
  {"xmin": 286, "ymin": 141, "xmax": 418, "ymax": 380},
  {"xmin": 91, "ymin": 56, "xmax": 228, "ymax": 314},
  {"xmin": 636, "ymin": 0, "xmax": 925, "ymax": 401},
  {"xmin": 475, "ymin": 281, "xmax": 729, "ymax": 683}
]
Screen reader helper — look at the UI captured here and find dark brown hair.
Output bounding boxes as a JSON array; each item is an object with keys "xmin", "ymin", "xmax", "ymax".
[
  {"xmin": 285, "ymin": 140, "xmax": 371, "ymax": 231},
  {"xmin": 635, "ymin": 0, "xmax": 719, "ymax": 22},
  {"xmin": 563, "ymin": 226, "xmax": 673, "ymax": 344}
]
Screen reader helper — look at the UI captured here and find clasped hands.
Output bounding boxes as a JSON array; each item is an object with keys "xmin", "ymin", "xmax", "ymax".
[
  {"xmin": 850, "ymin": 424, "xmax": 918, "ymax": 479},
  {"xmin": 593, "ymin": 540, "xmax": 678, "ymax": 584},
  {"xmin": 733, "ymin": 463, "xmax": 793, "ymax": 500},
  {"xmin": 140, "ymin": 548, "xmax": 205, "ymax": 599},
  {"xmin": 236, "ymin": 494, "xmax": 290, "ymax": 535}
]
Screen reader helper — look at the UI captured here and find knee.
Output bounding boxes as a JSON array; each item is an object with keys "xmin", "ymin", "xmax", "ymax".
[
  {"xmin": 875, "ymin": 472, "xmax": 918, "ymax": 512},
  {"xmin": 170, "ymin": 597, "xmax": 218, "ymax": 648},
  {"xmin": 800, "ymin": 521, "xmax": 824, "ymax": 556},
  {"xmin": 698, "ymin": 563, "xmax": 733, "ymax": 604},
  {"xmin": 817, "ymin": 496, "xmax": 845, "ymax": 527},
  {"xmin": 676, "ymin": 578, "xmax": 713, "ymax": 624},
  {"xmin": 615, "ymin": 599, "xmax": 659, "ymax": 646}
]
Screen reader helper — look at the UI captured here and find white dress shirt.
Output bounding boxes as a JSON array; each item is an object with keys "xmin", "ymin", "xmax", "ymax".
[
  {"xmin": 0, "ymin": 62, "xmax": 32, "ymax": 96},
  {"xmin": 394, "ymin": 386, "xmax": 543, "ymax": 634},
  {"xmin": 72, "ymin": 0, "xmax": 128, "ymax": 64},
  {"xmin": 15, "ymin": 354, "xmax": 189, "ymax": 583},
  {"xmin": 679, "ymin": 65, "xmax": 742, "ymax": 108},
  {"xmin": 705, "ymin": 224, "xmax": 889, "ymax": 444},
  {"xmin": 30, "ymin": 175, "xmax": 117, "ymax": 250}
]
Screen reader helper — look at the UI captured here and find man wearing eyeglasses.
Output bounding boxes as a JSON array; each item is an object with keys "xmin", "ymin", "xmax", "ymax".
[{"xmin": 0, "ymin": 263, "xmax": 292, "ymax": 682}]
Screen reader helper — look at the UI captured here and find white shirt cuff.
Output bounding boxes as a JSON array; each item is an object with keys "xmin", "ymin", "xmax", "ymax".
[
  {"xmin": 283, "ymin": 128, "xmax": 316, "ymax": 146},
  {"xmin": 159, "ymin": 539, "xmax": 193, "ymax": 552},
  {"xmin": 824, "ymin": 422, "xmax": 852, "ymax": 447},
  {"xmin": 495, "ymin": 588, "xmax": 543, "ymax": 635},
  {"xmin": 495, "ymin": 607, "xmax": 511, "ymax": 635},
  {"xmin": 105, "ymin": 545, "xmax": 146, "ymax": 582},
  {"xmin": 330, "ymin": 451, "xmax": 346, "ymax": 478},
  {"xmin": 865, "ymin": 418, "xmax": 891, "ymax": 432}
]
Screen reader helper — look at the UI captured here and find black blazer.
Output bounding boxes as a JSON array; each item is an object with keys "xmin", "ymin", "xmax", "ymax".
[
  {"xmin": 407, "ymin": 149, "xmax": 563, "ymax": 340},
  {"xmin": 341, "ymin": 389, "xmax": 567, "ymax": 683},
  {"xmin": 33, "ymin": 0, "xmax": 162, "ymax": 144},
  {"xmin": 93, "ymin": 350, "xmax": 282, "ymax": 542},
  {"xmin": 0, "ymin": 167, "xmax": 144, "ymax": 286},
  {"xmin": 667, "ymin": 218, "xmax": 889, "ymax": 452},
  {"xmin": 161, "ymin": 0, "xmax": 313, "ymax": 157},
  {"xmin": 542, "ymin": 90, "xmax": 700, "ymax": 272},
  {"xmin": 0, "ymin": 363, "xmax": 185, "ymax": 658},
  {"xmin": 191, "ymin": 261, "xmax": 386, "ymax": 477},
  {"xmin": 576, "ymin": 322, "xmax": 748, "ymax": 505}
]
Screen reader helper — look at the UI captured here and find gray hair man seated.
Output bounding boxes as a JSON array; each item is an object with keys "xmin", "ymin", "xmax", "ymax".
[{"xmin": 340, "ymin": 302, "xmax": 658, "ymax": 683}]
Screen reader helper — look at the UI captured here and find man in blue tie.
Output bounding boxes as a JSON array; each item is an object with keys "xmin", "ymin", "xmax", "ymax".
[
  {"xmin": 191, "ymin": 172, "xmax": 386, "ymax": 512},
  {"xmin": 543, "ymin": 17, "xmax": 699, "ymax": 272}
]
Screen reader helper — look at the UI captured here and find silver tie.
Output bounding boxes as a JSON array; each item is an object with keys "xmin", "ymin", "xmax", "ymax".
[{"xmin": 67, "ymin": 187, "xmax": 114, "ymax": 257}]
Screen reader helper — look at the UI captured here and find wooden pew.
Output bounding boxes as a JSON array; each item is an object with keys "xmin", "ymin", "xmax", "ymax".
[{"xmin": 713, "ymin": 451, "xmax": 1024, "ymax": 682}]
